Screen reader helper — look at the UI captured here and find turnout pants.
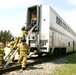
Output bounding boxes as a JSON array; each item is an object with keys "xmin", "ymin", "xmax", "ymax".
[
  {"xmin": 18, "ymin": 56, "xmax": 27, "ymax": 68},
  {"xmin": 0, "ymin": 56, "xmax": 3, "ymax": 68}
]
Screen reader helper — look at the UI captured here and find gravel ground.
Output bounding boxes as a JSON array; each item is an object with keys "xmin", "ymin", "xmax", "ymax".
[{"xmin": 2, "ymin": 58, "xmax": 68, "ymax": 75}]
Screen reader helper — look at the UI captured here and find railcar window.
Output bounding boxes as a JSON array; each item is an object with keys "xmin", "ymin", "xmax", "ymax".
[
  {"xmin": 56, "ymin": 17, "xmax": 62, "ymax": 26},
  {"xmin": 68, "ymin": 42, "xmax": 70, "ymax": 47},
  {"xmin": 63, "ymin": 23, "xmax": 67, "ymax": 30}
]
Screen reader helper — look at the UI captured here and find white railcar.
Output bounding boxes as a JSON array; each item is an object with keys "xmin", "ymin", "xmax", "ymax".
[{"xmin": 26, "ymin": 4, "xmax": 76, "ymax": 56}]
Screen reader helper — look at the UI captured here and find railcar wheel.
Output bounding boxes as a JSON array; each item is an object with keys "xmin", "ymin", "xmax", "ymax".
[
  {"xmin": 53, "ymin": 48, "xmax": 60, "ymax": 56},
  {"xmin": 38, "ymin": 53, "xmax": 42, "ymax": 57}
]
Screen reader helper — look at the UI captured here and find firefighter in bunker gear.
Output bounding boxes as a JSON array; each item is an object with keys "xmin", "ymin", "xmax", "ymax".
[
  {"xmin": 15, "ymin": 26, "xmax": 28, "ymax": 47},
  {"xmin": 0, "ymin": 42, "xmax": 5, "ymax": 69},
  {"xmin": 17, "ymin": 39, "xmax": 30, "ymax": 70}
]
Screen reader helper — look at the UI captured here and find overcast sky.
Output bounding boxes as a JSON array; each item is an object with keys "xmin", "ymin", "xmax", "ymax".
[{"xmin": 0, "ymin": 0, "xmax": 76, "ymax": 37}]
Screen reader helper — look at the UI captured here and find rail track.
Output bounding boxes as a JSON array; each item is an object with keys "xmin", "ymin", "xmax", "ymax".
[{"xmin": 0, "ymin": 51, "xmax": 76, "ymax": 74}]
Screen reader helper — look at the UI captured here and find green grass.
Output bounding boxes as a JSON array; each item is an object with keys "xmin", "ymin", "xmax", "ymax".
[
  {"xmin": 49, "ymin": 52, "xmax": 76, "ymax": 75},
  {"xmin": 64, "ymin": 53, "xmax": 76, "ymax": 63}
]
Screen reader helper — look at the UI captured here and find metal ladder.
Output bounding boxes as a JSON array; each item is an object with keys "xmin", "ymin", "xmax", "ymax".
[
  {"xmin": 4, "ymin": 49, "xmax": 18, "ymax": 68},
  {"xmin": 4, "ymin": 49, "xmax": 15, "ymax": 61},
  {"xmin": 3, "ymin": 25, "xmax": 37, "ymax": 68}
]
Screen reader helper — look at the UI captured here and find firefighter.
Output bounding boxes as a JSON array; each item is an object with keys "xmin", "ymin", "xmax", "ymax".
[
  {"xmin": 28, "ymin": 17, "xmax": 37, "ymax": 30},
  {"xmin": 19, "ymin": 26, "xmax": 28, "ymax": 41},
  {"xmin": 31, "ymin": 17, "xmax": 37, "ymax": 26},
  {"xmin": 32, "ymin": 11, "xmax": 37, "ymax": 25},
  {"xmin": 8, "ymin": 37, "xmax": 16, "ymax": 63},
  {"xmin": 27, "ymin": 11, "xmax": 37, "ymax": 30},
  {"xmin": 29, "ymin": 11, "xmax": 37, "ymax": 29},
  {"xmin": 17, "ymin": 38, "xmax": 30, "ymax": 70},
  {"xmin": 0, "ymin": 42, "xmax": 5, "ymax": 69},
  {"xmin": 15, "ymin": 26, "xmax": 28, "ymax": 47}
]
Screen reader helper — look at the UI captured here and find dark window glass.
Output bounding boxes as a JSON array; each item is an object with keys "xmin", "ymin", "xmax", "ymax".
[
  {"xmin": 68, "ymin": 42, "xmax": 70, "ymax": 47},
  {"xmin": 63, "ymin": 23, "xmax": 67, "ymax": 30},
  {"xmin": 56, "ymin": 17, "xmax": 62, "ymax": 26}
]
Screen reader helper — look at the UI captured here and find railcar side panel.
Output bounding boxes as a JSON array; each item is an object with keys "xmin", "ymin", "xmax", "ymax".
[
  {"xmin": 39, "ymin": 5, "xmax": 50, "ymax": 52},
  {"xmin": 49, "ymin": 4, "xmax": 76, "ymax": 54},
  {"xmin": 26, "ymin": 4, "xmax": 76, "ymax": 55}
]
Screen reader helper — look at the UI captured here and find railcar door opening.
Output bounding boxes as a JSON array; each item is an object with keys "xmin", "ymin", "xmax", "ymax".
[
  {"xmin": 73, "ymin": 41, "xmax": 75, "ymax": 51},
  {"xmin": 26, "ymin": 5, "xmax": 40, "ymax": 31}
]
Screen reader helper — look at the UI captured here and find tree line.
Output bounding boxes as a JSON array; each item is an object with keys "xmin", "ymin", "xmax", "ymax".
[{"xmin": 0, "ymin": 30, "xmax": 14, "ymax": 45}]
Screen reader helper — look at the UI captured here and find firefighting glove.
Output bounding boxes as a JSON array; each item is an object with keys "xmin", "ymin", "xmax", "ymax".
[{"xmin": 13, "ymin": 46, "xmax": 18, "ymax": 50}]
